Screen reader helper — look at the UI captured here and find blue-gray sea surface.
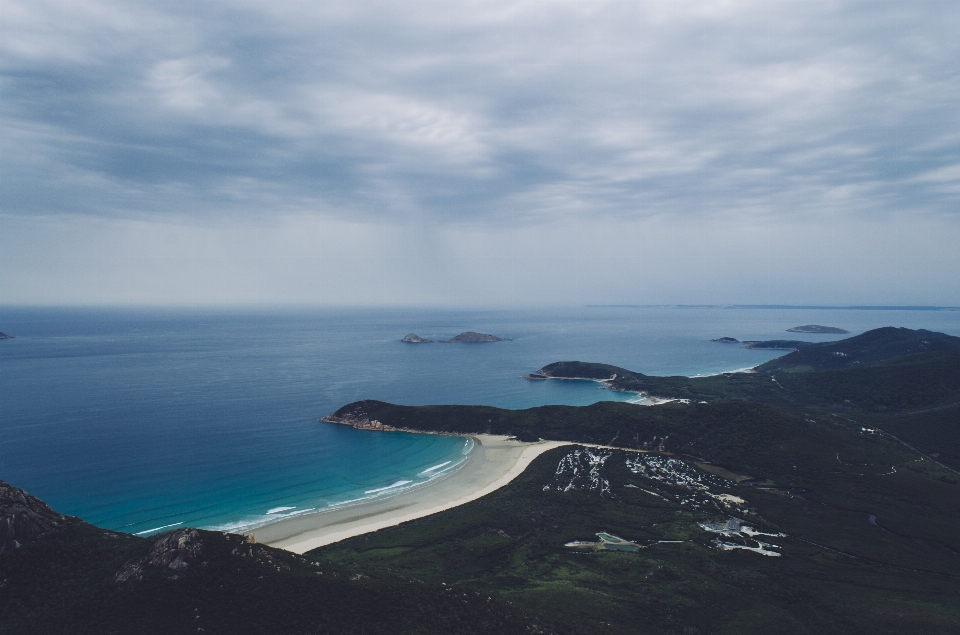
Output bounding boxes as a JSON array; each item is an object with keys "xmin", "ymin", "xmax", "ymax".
[{"xmin": 1, "ymin": 306, "xmax": 957, "ymax": 535}]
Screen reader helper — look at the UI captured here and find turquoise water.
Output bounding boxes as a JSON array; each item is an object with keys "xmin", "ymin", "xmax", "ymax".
[{"xmin": 1, "ymin": 306, "xmax": 958, "ymax": 535}]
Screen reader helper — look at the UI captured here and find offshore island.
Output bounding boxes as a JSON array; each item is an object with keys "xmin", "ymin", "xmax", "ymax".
[
  {"xmin": 4, "ymin": 326, "xmax": 960, "ymax": 634},
  {"xmin": 787, "ymin": 324, "xmax": 849, "ymax": 333},
  {"xmin": 402, "ymin": 331, "xmax": 511, "ymax": 343}
]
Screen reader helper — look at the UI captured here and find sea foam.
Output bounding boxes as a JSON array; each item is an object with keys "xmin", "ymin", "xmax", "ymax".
[
  {"xmin": 135, "ymin": 521, "xmax": 183, "ymax": 535},
  {"xmin": 419, "ymin": 461, "xmax": 452, "ymax": 475},
  {"xmin": 365, "ymin": 480, "xmax": 413, "ymax": 494}
]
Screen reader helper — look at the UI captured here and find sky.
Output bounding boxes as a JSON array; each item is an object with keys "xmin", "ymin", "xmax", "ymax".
[{"xmin": 1, "ymin": 0, "xmax": 958, "ymax": 306}]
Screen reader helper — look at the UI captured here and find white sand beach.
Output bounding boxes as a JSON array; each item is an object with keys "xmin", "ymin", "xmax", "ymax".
[{"xmin": 249, "ymin": 435, "xmax": 571, "ymax": 554}]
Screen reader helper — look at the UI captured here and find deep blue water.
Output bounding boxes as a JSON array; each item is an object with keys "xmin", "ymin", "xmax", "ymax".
[{"xmin": 1, "ymin": 306, "xmax": 958, "ymax": 535}]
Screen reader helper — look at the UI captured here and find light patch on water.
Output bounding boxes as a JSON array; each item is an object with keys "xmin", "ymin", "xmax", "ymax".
[{"xmin": 266, "ymin": 506, "xmax": 296, "ymax": 514}]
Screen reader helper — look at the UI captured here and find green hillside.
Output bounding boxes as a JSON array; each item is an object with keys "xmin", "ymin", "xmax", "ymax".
[
  {"xmin": 319, "ymin": 442, "xmax": 960, "ymax": 635},
  {"xmin": 757, "ymin": 327, "xmax": 960, "ymax": 372}
]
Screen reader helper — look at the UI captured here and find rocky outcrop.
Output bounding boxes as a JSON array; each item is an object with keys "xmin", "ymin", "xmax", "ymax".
[
  {"xmin": 0, "ymin": 332, "xmax": 12, "ymax": 339},
  {"xmin": 0, "ymin": 480, "xmax": 76, "ymax": 553},
  {"xmin": 401, "ymin": 333, "xmax": 434, "ymax": 343},
  {"xmin": 711, "ymin": 337, "xmax": 740, "ymax": 343},
  {"xmin": 321, "ymin": 411, "xmax": 398, "ymax": 431},
  {"xmin": 787, "ymin": 325, "xmax": 849, "ymax": 334},
  {"xmin": 115, "ymin": 528, "xmax": 204, "ymax": 582}
]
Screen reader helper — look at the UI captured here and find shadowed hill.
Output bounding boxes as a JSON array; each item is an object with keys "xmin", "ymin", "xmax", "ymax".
[
  {"xmin": 327, "ymin": 399, "xmax": 899, "ymax": 479},
  {"xmin": 0, "ymin": 480, "xmax": 560, "ymax": 635}
]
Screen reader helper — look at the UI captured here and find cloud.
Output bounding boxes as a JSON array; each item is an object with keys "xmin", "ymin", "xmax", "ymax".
[
  {"xmin": 2, "ymin": 0, "xmax": 955, "ymax": 226},
  {"xmin": 1, "ymin": 1, "xmax": 958, "ymax": 305}
]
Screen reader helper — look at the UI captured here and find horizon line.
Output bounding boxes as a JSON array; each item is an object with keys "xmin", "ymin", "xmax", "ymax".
[{"xmin": 585, "ymin": 305, "xmax": 960, "ymax": 311}]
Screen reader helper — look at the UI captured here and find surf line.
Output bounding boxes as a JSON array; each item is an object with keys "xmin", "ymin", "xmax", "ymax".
[
  {"xmin": 365, "ymin": 480, "xmax": 412, "ymax": 495},
  {"xmin": 135, "ymin": 521, "xmax": 184, "ymax": 535},
  {"xmin": 419, "ymin": 461, "xmax": 452, "ymax": 475}
]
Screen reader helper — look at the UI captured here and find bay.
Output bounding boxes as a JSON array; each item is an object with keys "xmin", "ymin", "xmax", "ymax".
[{"xmin": 1, "ymin": 305, "xmax": 957, "ymax": 535}]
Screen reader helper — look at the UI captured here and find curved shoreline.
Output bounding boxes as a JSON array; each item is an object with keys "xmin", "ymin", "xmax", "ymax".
[
  {"xmin": 525, "ymin": 375, "xmax": 671, "ymax": 405},
  {"xmin": 249, "ymin": 434, "xmax": 571, "ymax": 554}
]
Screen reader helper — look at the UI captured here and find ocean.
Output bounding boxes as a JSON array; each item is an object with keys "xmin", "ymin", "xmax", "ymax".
[{"xmin": 2, "ymin": 305, "xmax": 958, "ymax": 535}]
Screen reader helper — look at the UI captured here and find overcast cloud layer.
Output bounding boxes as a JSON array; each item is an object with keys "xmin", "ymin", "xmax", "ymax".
[{"xmin": 2, "ymin": 0, "xmax": 959, "ymax": 305}]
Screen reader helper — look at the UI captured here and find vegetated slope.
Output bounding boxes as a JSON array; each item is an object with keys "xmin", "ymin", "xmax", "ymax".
[
  {"xmin": 531, "ymin": 327, "xmax": 960, "ymax": 384},
  {"xmin": 858, "ymin": 403, "xmax": 960, "ymax": 471},
  {"xmin": 319, "ymin": 440, "xmax": 960, "ymax": 635},
  {"xmin": 756, "ymin": 327, "xmax": 960, "ymax": 372},
  {"xmin": 775, "ymin": 352, "xmax": 960, "ymax": 413},
  {"xmin": 528, "ymin": 348, "xmax": 960, "ymax": 415},
  {"xmin": 334, "ymin": 346, "xmax": 960, "ymax": 469},
  {"xmin": 328, "ymin": 400, "xmax": 891, "ymax": 479},
  {"xmin": 322, "ymin": 339, "xmax": 960, "ymax": 635},
  {"xmin": 0, "ymin": 481, "xmax": 559, "ymax": 635}
]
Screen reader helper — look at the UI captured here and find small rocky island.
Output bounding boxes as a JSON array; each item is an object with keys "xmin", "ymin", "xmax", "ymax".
[
  {"xmin": 401, "ymin": 333, "xmax": 434, "ymax": 343},
  {"xmin": 402, "ymin": 331, "xmax": 511, "ymax": 343},
  {"xmin": 0, "ymin": 332, "xmax": 12, "ymax": 339},
  {"xmin": 787, "ymin": 325, "xmax": 849, "ymax": 334},
  {"xmin": 710, "ymin": 336, "xmax": 815, "ymax": 350}
]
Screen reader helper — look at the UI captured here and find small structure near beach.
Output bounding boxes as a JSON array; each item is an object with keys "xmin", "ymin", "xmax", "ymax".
[
  {"xmin": 699, "ymin": 517, "xmax": 786, "ymax": 556},
  {"xmin": 565, "ymin": 532, "xmax": 643, "ymax": 552}
]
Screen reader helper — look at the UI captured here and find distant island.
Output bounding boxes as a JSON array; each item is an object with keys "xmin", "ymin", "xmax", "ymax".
[
  {"xmin": 402, "ymin": 331, "xmax": 511, "ymax": 343},
  {"xmin": 0, "ymin": 332, "xmax": 12, "ymax": 339},
  {"xmin": 401, "ymin": 333, "xmax": 433, "ymax": 343},
  {"xmin": 742, "ymin": 340, "xmax": 815, "ymax": 350},
  {"xmin": 787, "ymin": 325, "xmax": 849, "ymax": 334},
  {"xmin": 711, "ymin": 336, "xmax": 814, "ymax": 350}
]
